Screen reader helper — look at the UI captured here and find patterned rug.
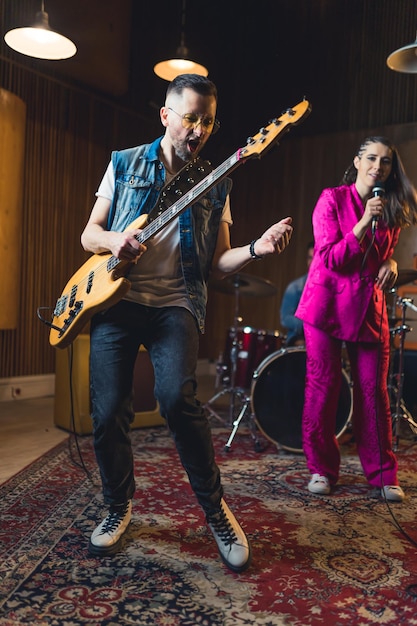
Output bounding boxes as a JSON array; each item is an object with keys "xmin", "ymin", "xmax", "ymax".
[{"xmin": 1, "ymin": 425, "xmax": 417, "ymax": 625}]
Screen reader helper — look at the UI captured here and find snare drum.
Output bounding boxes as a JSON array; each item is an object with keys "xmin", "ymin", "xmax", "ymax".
[
  {"xmin": 251, "ymin": 346, "xmax": 352, "ymax": 452},
  {"xmin": 222, "ymin": 326, "xmax": 283, "ymax": 389}
]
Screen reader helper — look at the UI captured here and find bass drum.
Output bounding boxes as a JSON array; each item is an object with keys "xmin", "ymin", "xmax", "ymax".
[{"xmin": 251, "ymin": 346, "xmax": 352, "ymax": 453}]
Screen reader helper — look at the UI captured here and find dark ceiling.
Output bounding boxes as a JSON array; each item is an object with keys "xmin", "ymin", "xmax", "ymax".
[{"xmin": 2, "ymin": 0, "xmax": 417, "ymax": 153}]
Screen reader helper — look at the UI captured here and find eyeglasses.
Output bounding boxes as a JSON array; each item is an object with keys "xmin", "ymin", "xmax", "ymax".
[{"xmin": 168, "ymin": 107, "xmax": 220, "ymax": 135}]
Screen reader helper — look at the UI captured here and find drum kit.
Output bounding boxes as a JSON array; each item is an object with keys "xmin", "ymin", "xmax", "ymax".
[{"xmin": 205, "ymin": 267, "xmax": 417, "ymax": 453}]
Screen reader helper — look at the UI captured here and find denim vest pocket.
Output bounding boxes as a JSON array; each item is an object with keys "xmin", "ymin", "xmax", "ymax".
[
  {"xmin": 192, "ymin": 195, "xmax": 224, "ymax": 236},
  {"xmin": 110, "ymin": 176, "xmax": 159, "ymax": 231}
]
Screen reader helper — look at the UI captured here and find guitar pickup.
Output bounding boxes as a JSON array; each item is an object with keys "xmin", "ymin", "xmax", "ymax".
[
  {"xmin": 69, "ymin": 285, "xmax": 78, "ymax": 308},
  {"xmin": 86, "ymin": 271, "xmax": 94, "ymax": 294}
]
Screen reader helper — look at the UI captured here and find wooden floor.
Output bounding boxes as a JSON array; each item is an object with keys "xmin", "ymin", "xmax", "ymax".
[
  {"xmin": 0, "ymin": 369, "xmax": 223, "ymax": 485},
  {"xmin": 0, "ymin": 396, "xmax": 68, "ymax": 484}
]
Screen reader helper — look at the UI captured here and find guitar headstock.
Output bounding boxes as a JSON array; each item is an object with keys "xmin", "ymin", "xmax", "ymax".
[{"xmin": 239, "ymin": 99, "xmax": 312, "ymax": 160}]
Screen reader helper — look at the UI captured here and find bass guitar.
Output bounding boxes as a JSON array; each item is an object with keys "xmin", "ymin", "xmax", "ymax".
[{"xmin": 48, "ymin": 99, "xmax": 311, "ymax": 348}]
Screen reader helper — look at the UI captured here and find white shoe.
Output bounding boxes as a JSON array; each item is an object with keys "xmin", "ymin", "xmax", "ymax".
[
  {"xmin": 381, "ymin": 485, "xmax": 405, "ymax": 502},
  {"xmin": 308, "ymin": 474, "xmax": 331, "ymax": 495},
  {"xmin": 207, "ymin": 499, "xmax": 252, "ymax": 573},
  {"xmin": 89, "ymin": 500, "xmax": 132, "ymax": 556}
]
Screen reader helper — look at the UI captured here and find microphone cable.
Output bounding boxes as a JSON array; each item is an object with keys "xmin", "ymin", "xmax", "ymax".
[
  {"xmin": 375, "ymin": 289, "xmax": 417, "ymax": 599},
  {"xmin": 359, "ymin": 232, "xmax": 376, "ymax": 279},
  {"xmin": 64, "ymin": 343, "xmax": 97, "ymax": 487},
  {"xmin": 374, "ymin": 289, "xmax": 417, "ymax": 553},
  {"xmin": 357, "ymin": 225, "xmax": 417, "ymax": 594}
]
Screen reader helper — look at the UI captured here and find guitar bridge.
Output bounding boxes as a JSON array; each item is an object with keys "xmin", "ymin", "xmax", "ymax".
[
  {"xmin": 60, "ymin": 301, "xmax": 83, "ymax": 336},
  {"xmin": 53, "ymin": 295, "xmax": 68, "ymax": 317}
]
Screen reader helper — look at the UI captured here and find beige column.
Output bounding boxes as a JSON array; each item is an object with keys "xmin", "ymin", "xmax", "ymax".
[{"xmin": 0, "ymin": 89, "xmax": 26, "ymax": 329}]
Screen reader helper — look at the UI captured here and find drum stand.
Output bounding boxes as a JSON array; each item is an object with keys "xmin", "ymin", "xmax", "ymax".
[
  {"xmin": 204, "ymin": 334, "xmax": 262, "ymax": 451},
  {"xmin": 388, "ymin": 294, "xmax": 417, "ymax": 449},
  {"xmin": 203, "ymin": 278, "xmax": 262, "ymax": 450}
]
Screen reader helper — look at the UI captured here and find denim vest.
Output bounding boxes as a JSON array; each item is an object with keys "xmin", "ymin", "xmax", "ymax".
[{"xmin": 107, "ymin": 137, "xmax": 232, "ymax": 332}]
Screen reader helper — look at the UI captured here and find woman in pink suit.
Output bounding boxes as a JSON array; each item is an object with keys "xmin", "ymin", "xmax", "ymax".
[{"xmin": 296, "ymin": 136, "xmax": 417, "ymax": 500}]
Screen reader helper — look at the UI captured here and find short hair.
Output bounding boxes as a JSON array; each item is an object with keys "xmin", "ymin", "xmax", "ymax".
[{"xmin": 166, "ymin": 74, "xmax": 218, "ymax": 102}]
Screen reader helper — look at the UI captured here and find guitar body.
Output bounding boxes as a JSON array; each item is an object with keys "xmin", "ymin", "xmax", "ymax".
[{"xmin": 49, "ymin": 214, "xmax": 148, "ymax": 348}]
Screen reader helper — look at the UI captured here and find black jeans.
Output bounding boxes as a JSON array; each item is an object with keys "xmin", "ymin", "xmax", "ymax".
[{"xmin": 89, "ymin": 300, "xmax": 223, "ymax": 514}]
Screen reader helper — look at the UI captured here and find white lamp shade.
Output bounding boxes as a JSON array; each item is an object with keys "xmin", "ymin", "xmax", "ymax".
[
  {"xmin": 4, "ymin": 11, "xmax": 77, "ymax": 61},
  {"xmin": 387, "ymin": 40, "xmax": 417, "ymax": 73},
  {"xmin": 154, "ymin": 58, "xmax": 208, "ymax": 82}
]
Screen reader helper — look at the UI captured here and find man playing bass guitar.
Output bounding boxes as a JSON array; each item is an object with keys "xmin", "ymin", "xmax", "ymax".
[{"xmin": 81, "ymin": 74, "xmax": 293, "ymax": 571}]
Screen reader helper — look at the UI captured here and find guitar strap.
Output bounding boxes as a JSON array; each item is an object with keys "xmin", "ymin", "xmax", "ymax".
[{"xmin": 147, "ymin": 157, "xmax": 213, "ymax": 223}]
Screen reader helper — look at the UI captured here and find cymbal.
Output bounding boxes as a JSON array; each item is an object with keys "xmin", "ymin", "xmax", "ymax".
[
  {"xmin": 395, "ymin": 269, "xmax": 417, "ymax": 287},
  {"xmin": 209, "ymin": 272, "xmax": 277, "ymax": 297}
]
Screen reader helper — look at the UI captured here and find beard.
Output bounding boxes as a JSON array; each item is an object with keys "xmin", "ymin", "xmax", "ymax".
[{"xmin": 173, "ymin": 135, "xmax": 202, "ymax": 163}]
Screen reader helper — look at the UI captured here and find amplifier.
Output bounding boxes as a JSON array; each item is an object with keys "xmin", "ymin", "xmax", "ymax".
[{"xmin": 54, "ymin": 334, "xmax": 164, "ymax": 435}]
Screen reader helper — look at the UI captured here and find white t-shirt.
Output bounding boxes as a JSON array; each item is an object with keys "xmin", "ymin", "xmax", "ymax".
[{"xmin": 96, "ymin": 161, "xmax": 232, "ymax": 309}]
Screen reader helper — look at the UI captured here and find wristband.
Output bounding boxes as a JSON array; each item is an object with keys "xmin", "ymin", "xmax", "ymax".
[{"xmin": 249, "ymin": 239, "xmax": 263, "ymax": 260}]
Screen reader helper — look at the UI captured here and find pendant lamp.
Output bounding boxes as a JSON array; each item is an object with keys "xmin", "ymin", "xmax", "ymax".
[
  {"xmin": 4, "ymin": 1, "xmax": 77, "ymax": 61},
  {"xmin": 153, "ymin": 0, "xmax": 208, "ymax": 81},
  {"xmin": 387, "ymin": 32, "xmax": 417, "ymax": 73}
]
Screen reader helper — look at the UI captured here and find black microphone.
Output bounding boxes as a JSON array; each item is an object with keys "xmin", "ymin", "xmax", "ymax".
[{"xmin": 371, "ymin": 182, "xmax": 385, "ymax": 235}]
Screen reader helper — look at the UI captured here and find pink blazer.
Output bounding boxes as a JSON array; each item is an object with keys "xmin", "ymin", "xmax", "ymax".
[{"xmin": 296, "ymin": 184, "xmax": 399, "ymax": 342}]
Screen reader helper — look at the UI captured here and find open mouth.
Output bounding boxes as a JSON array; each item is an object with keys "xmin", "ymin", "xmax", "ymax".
[{"xmin": 188, "ymin": 139, "xmax": 200, "ymax": 153}]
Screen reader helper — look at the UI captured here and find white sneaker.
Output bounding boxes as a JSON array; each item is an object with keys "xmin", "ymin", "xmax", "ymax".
[
  {"xmin": 207, "ymin": 499, "xmax": 252, "ymax": 573},
  {"xmin": 381, "ymin": 485, "xmax": 405, "ymax": 502},
  {"xmin": 308, "ymin": 474, "xmax": 331, "ymax": 495},
  {"xmin": 89, "ymin": 501, "xmax": 132, "ymax": 556}
]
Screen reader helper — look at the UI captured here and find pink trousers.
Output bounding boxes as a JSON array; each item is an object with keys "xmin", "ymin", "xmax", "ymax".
[{"xmin": 302, "ymin": 323, "xmax": 398, "ymax": 487}]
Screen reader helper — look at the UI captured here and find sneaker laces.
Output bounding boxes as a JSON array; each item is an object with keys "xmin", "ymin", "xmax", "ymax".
[
  {"xmin": 207, "ymin": 506, "xmax": 238, "ymax": 547},
  {"xmin": 98, "ymin": 504, "xmax": 129, "ymax": 536}
]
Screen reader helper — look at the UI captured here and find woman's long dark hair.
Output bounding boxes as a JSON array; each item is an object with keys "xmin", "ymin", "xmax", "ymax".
[{"xmin": 342, "ymin": 136, "xmax": 417, "ymax": 228}]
